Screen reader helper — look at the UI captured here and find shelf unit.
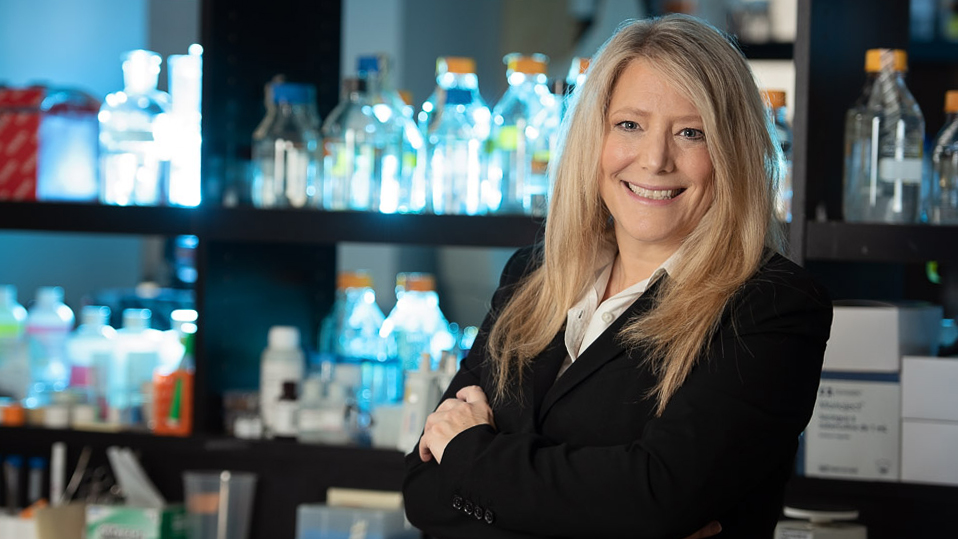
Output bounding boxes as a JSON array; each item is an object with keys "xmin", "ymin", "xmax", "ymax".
[{"xmin": 1, "ymin": 1, "xmax": 957, "ymax": 538}]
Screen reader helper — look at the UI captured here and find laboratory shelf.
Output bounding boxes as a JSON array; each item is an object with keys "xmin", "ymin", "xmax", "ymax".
[
  {"xmin": 804, "ymin": 221, "xmax": 958, "ymax": 263},
  {"xmin": 0, "ymin": 201, "xmax": 198, "ymax": 237}
]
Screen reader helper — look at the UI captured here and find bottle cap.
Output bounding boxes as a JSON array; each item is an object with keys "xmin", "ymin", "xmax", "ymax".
[
  {"xmin": 280, "ymin": 380, "xmax": 298, "ymax": 400},
  {"xmin": 438, "ymin": 57, "xmax": 476, "ymax": 75},
  {"xmin": 398, "ymin": 90, "xmax": 414, "ymax": 106},
  {"xmin": 81, "ymin": 305, "xmax": 111, "ymax": 326},
  {"xmin": 36, "ymin": 286, "xmax": 64, "ymax": 305},
  {"xmin": 268, "ymin": 325, "xmax": 301, "ymax": 349},
  {"xmin": 338, "ymin": 271, "xmax": 373, "ymax": 290},
  {"xmin": 865, "ymin": 48, "xmax": 907, "ymax": 73},
  {"xmin": 761, "ymin": 89, "xmax": 786, "ymax": 109},
  {"xmin": 0, "ymin": 285, "xmax": 15, "ymax": 304},
  {"xmin": 397, "ymin": 272, "xmax": 435, "ymax": 292},
  {"xmin": 357, "ymin": 55, "xmax": 382, "ymax": 75},
  {"xmin": 122, "ymin": 308, "xmax": 152, "ymax": 330},
  {"xmin": 945, "ymin": 90, "xmax": 958, "ymax": 113},
  {"xmin": 272, "ymin": 82, "xmax": 315, "ymax": 105},
  {"xmin": 504, "ymin": 53, "xmax": 549, "ymax": 75}
]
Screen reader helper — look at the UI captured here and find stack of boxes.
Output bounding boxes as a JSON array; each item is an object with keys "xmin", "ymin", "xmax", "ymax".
[
  {"xmin": 901, "ymin": 355, "xmax": 958, "ymax": 485},
  {"xmin": 803, "ymin": 301, "xmax": 942, "ymax": 482}
]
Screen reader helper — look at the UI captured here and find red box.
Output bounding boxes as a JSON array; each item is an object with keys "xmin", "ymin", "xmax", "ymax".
[{"xmin": 0, "ymin": 86, "xmax": 45, "ymax": 201}]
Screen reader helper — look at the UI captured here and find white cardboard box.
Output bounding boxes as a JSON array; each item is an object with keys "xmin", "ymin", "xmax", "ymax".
[
  {"xmin": 804, "ymin": 376, "xmax": 900, "ymax": 481},
  {"xmin": 901, "ymin": 419, "xmax": 958, "ymax": 486},
  {"xmin": 823, "ymin": 302, "xmax": 941, "ymax": 373},
  {"xmin": 902, "ymin": 356, "xmax": 958, "ymax": 421}
]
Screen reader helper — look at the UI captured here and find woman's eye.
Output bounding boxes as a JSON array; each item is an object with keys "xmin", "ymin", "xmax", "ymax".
[
  {"xmin": 617, "ymin": 121, "xmax": 639, "ymax": 131},
  {"xmin": 679, "ymin": 127, "xmax": 705, "ymax": 139}
]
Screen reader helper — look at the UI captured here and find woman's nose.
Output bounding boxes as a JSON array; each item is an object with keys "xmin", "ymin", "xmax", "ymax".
[{"xmin": 637, "ymin": 130, "xmax": 674, "ymax": 173}]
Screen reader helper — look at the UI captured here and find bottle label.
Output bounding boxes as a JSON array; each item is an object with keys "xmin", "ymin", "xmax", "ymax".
[
  {"xmin": 496, "ymin": 125, "xmax": 519, "ymax": 151},
  {"xmin": 298, "ymin": 408, "xmax": 344, "ymax": 432},
  {"xmin": 878, "ymin": 157, "xmax": 922, "ymax": 184}
]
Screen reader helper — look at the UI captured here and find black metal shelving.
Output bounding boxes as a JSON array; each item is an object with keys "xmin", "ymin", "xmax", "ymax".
[{"xmin": 804, "ymin": 222, "xmax": 958, "ymax": 263}]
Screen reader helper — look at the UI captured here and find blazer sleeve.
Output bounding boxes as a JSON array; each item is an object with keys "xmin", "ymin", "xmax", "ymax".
[{"xmin": 404, "ymin": 257, "xmax": 832, "ymax": 539}]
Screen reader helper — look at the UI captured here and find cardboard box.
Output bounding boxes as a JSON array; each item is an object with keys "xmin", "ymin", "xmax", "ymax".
[
  {"xmin": 0, "ymin": 86, "xmax": 44, "ymax": 201},
  {"xmin": 86, "ymin": 504, "xmax": 186, "ymax": 539},
  {"xmin": 803, "ymin": 375, "xmax": 901, "ymax": 481},
  {"xmin": 902, "ymin": 356, "xmax": 958, "ymax": 421},
  {"xmin": 901, "ymin": 419, "xmax": 958, "ymax": 486},
  {"xmin": 823, "ymin": 301, "xmax": 942, "ymax": 372}
]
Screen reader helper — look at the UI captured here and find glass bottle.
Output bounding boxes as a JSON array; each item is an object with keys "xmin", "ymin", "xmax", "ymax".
[
  {"xmin": 321, "ymin": 78, "xmax": 378, "ymax": 212},
  {"xmin": 842, "ymin": 48, "xmax": 926, "ymax": 223},
  {"xmin": 0, "ymin": 285, "xmax": 28, "ymax": 401},
  {"xmin": 380, "ymin": 273, "xmax": 455, "ymax": 373},
  {"xmin": 37, "ymin": 88, "xmax": 100, "ymax": 202},
  {"xmin": 762, "ymin": 89, "xmax": 793, "ymax": 222},
  {"xmin": 25, "ymin": 286, "xmax": 75, "ymax": 406},
  {"xmin": 420, "ymin": 57, "xmax": 491, "ymax": 215},
  {"xmin": 931, "ymin": 90, "xmax": 958, "ymax": 224},
  {"xmin": 99, "ymin": 49, "xmax": 172, "ymax": 206},
  {"xmin": 65, "ymin": 305, "xmax": 116, "ymax": 415},
  {"xmin": 250, "ymin": 82, "xmax": 320, "ymax": 209},
  {"xmin": 488, "ymin": 53, "xmax": 554, "ymax": 214},
  {"xmin": 318, "ymin": 271, "xmax": 399, "ymax": 412}
]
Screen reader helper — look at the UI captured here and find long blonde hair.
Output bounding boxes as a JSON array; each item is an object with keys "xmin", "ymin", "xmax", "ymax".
[{"xmin": 486, "ymin": 14, "xmax": 785, "ymax": 414}]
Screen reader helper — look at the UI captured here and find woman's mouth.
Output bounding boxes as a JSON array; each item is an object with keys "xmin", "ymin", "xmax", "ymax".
[{"xmin": 625, "ymin": 182, "xmax": 685, "ymax": 200}]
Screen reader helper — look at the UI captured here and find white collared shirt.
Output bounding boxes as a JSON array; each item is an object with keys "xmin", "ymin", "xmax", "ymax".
[{"xmin": 557, "ymin": 251, "xmax": 677, "ymax": 379}]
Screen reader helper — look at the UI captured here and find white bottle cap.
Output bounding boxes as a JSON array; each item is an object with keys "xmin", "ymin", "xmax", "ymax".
[
  {"xmin": 1, "ymin": 285, "xmax": 16, "ymax": 304},
  {"xmin": 122, "ymin": 308, "xmax": 152, "ymax": 329},
  {"xmin": 81, "ymin": 305, "xmax": 111, "ymax": 326},
  {"xmin": 268, "ymin": 326, "xmax": 300, "ymax": 349},
  {"xmin": 36, "ymin": 286, "xmax": 64, "ymax": 305}
]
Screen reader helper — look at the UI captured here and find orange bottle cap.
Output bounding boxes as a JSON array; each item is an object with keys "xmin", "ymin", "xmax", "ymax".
[
  {"xmin": 1, "ymin": 403, "xmax": 26, "ymax": 426},
  {"xmin": 504, "ymin": 53, "xmax": 548, "ymax": 75},
  {"xmin": 945, "ymin": 90, "xmax": 958, "ymax": 113},
  {"xmin": 439, "ymin": 57, "xmax": 476, "ymax": 75},
  {"xmin": 761, "ymin": 89, "xmax": 787, "ymax": 109},
  {"xmin": 865, "ymin": 48, "xmax": 907, "ymax": 73},
  {"xmin": 399, "ymin": 272, "xmax": 436, "ymax": 292},
  {"xmin": 338, "ymin": 271, "xmax": 373, "ymax": 290}
]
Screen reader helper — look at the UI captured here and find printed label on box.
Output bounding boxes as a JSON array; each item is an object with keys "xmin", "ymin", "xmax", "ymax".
[{"xmin": 804, "ymin": 378, "xmax": 900, "ymax": 481}]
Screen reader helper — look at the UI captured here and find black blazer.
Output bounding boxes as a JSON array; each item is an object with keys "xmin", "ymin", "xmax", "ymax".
[{"xmin": 404, "ymin": 245, "xmax": 832, "ymax": 539}]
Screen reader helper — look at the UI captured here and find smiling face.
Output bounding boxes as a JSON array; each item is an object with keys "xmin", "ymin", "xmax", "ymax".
[{"xmin": 599, "ymin": 58, "xmax": 715, "ymax": 261}]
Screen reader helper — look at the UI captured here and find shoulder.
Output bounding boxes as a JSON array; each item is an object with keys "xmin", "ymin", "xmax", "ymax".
[
  {"xmin": 725, "ymin": 252, "xmax": 833, "ymax": 335},
  {"xmin": 498, "ymin": 243, "xmax": 544, "ymax": 288}
]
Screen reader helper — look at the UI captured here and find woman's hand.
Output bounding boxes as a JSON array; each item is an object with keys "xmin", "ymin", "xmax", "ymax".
[
  {"xmin": 684, "ymin": 521, "xmax": 722, "ymax": 539},
  {"xmin": 418, "ymin": 385, "xmax": 496, "ymax": 464}
]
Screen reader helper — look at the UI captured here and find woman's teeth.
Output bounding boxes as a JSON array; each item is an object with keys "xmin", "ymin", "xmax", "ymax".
[{"xmin": 626, "ymin": 183, "xmax": 682, "ymax": 200}]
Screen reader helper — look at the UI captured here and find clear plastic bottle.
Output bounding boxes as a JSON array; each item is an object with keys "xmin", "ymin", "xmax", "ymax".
[
  {"xmin": 488, "ymin": 53, "xmax": 554, "ymax": 214},
  {"xmin": 321, "ymin": 78, "xmax": 377, "ymax": 211},
  {"xmin": 420, "ymin": 57, "xmax": 491, "ymax": 215},
  {"xmin": 762, "ymin": 89, "xmax": 794, "ymax": 222},
  {"xmin": 98, "ymin": 49, "xmax": 172, "ymax": 206},
  {"xmin": 251, "ymin": 82, "xmax": 320, "ymax": 209},
  {"xmin": 318, "ymin": 271, "xmax": 399, "ymax": 412},
  {"xmin": 259, "ymin": 325, "xmax": 305, "ymax": 437},
  {"xmin": 930, "ymin": 90, "xmax": 958, "ymax": 224},
  {"xmin": 380, "ymin": 273, "xmax": 455, "ymax": 373},
  {"xmin": 0, "ymin": 285, "xmax": 28, "ymax": 400},
  {"xmin": 65, "ymin": 306, "xmax": 116, "ymax": 414},
  {"xmin": 356, "ymin": 55, "xmax": 423, "ymax": 214},
  {"xmin": 297, "ymin": 374, "xmax": 353, "ymax": 445},
  {"xmin": 38, "ymin": 88, "xmax": 100, "ymax": 201},
  {"xmin": 843, "ymin": 48, "xmax": 926, "ymax": 223},
  {"xmin": 528, "ymin": 79, "xmax": 566, "ymax": 217},
  {"xmin": 114, "ymin": 308, "xmax": 163, "ymax": 426},
  {"xmin": 24, "ymin": 286, "xmax": 75, "ymax": 406}
]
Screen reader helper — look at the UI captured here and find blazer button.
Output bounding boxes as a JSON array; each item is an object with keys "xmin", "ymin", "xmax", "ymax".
[
  {"xmin": 473, "ymin": 504, "xmax": 484, "ymax": 520},
  {"xmin": 463, "ymin": 500, "xmax": 474, "ymax": 514},
  {"xmin": 451, "ymin": 495, "xmax": 463, "ymax": 510},
  {"xmin": 484, "ymin": 509, "xmax": 495, "ymax": 524}
]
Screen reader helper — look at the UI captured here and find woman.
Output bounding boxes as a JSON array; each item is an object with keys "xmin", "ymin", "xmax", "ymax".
[{"xmin": 404, "ymin": 14, "xmax": 832, "ymax": 539}]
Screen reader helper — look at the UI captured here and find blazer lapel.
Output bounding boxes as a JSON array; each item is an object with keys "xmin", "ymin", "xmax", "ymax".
[{"xmin": 537, "ymin": 277, "xmax": 664, "ymax": 423}]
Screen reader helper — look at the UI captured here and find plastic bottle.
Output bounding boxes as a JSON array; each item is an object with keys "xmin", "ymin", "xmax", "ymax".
[
  {"xmin": 99, "ymin": 49, "xmax": 172, "ymax": 206},
  {"xmin": 166, "ymin": 45, "xmax": 203, "ymax": 207},
  {"xmin": 259, "ymin": 325, "xmax": 305, "ymax": 437},
  {"xmin": 0, "ymin": 285, "xmax": 28, "ymax": 400},
  {"xmin": 114, "ymin": 308, "xmax": 163, "ymax": 426},
  {"xmin": 356, "ymin": 55, "xmax": 423, "ymax": 214},
  {"xmin": 843, "ymin": 48, "xmax": 926, "ymax": 223},
  {"xmin": 37, "ymin": 88, "xmax": 100, "ymax": 201},
  {"xmin": 488, "ymin": 53, "xmax": 554, "ymax": 214},
  {"xmin": 930, "ymin": 90, "xmax": 958, "ymax": 224},
  {"xmin": 321, "ymin": 78, "xmax": 377, "ymax": 211},
  {"xmin": 272, "ymin": 380, "xmax": 299, "ymax": 439},
  {"xmin": 64, "ymin": 306, "xmax": 116, "ymax": 414},
  {"xmin": 318, "ymin": 271, "xmax": 399, "ymax": 412},
  {"xmin": 251, "ymin": 81, "xmax": 320, "ymax": 209},
  {"xmin": 25, "ymin": 286, "xmax": 75, "ymax": 405},
  {"xmin": 762, "ymin": 89, "xmax": 794, "ymax": 222},
  {"xmin": 528, "ymin": 79, "xmax": 567, "ymax": 217},
  {"xmin": 380, "ymin": 273, "xmax": 455, "ymax": 373},
  {"xmin": 421, "ymin": 57, "xmax": 491, "ymax": 215},
  {"xmin": 297, "ymin": 374, "xmax": 352, "ymax": 445}
]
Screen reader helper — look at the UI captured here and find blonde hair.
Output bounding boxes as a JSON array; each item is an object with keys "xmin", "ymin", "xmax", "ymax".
[{"xmin": 486, "ymin": 14, "xmax": 785, "ymax": 414}]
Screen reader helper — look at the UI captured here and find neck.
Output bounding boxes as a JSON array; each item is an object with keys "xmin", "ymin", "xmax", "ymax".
[{"xmin": 603, "ymin": 244, "xmax": 676, "ymax": 301}]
